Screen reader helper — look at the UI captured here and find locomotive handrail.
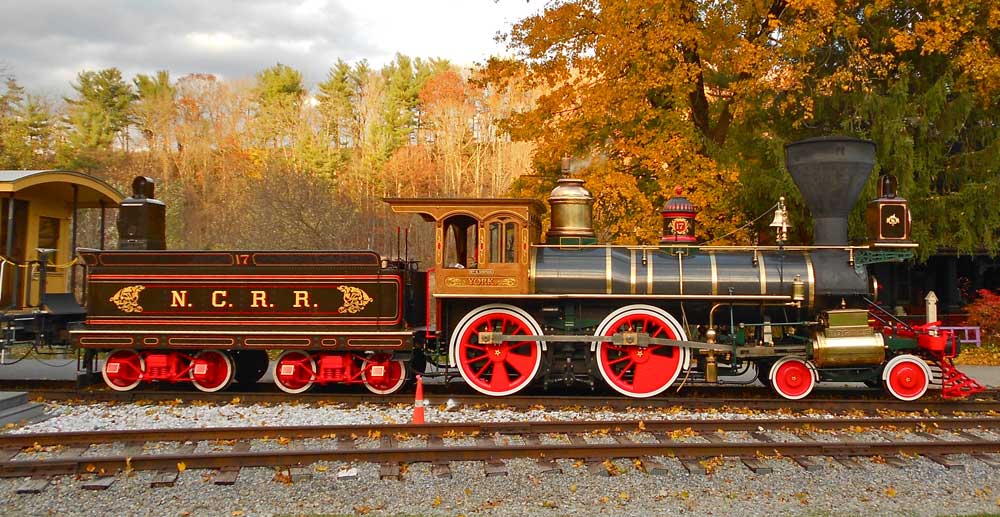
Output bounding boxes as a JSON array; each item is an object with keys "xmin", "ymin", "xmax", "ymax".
[
  {"xmin": 531, "ymin": 243, "xmax": 882, "ymax": 251},
  {"xmin": 864, "ymin": 296, "xmax": 915, "ymax": 333}
]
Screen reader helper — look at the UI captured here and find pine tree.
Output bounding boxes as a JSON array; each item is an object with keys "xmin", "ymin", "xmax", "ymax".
[{"xmin": 64, "ymin": 68, "xmax": 135, "ymax": 152}]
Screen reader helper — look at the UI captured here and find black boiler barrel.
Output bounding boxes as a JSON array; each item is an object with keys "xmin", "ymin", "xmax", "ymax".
[{"xmin": 531, "ymin": 246, "xmax": 817, "ymax": 309}]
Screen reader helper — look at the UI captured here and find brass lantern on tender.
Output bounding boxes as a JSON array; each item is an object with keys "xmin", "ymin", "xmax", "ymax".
[{"xmin": 866, "ymin": 174, "xmax": 911, "ymax": 246}]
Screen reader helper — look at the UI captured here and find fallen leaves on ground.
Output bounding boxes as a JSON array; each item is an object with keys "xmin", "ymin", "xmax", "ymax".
[{"xmin": 954, "ymin": 343, "xmax": 1000, "ymax": 365}]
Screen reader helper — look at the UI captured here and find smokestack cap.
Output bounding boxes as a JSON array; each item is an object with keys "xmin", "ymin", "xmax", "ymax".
[{"xmin": 785, "ymin": 136, "xmax": 876, "ymax": 245}]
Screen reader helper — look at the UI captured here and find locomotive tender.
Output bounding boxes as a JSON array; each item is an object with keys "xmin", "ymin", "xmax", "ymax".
[{"xmin": 72, "ymin": 137, "xmax": 984, "ymax": 400}]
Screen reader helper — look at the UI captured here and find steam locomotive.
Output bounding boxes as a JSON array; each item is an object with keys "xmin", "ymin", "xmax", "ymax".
[{"xmin": 71, "ymin": 137, "xmax": 984, "ymax": 400}]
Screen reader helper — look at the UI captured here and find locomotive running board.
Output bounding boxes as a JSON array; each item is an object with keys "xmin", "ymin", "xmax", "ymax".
[{"xmin": 437, "ymin": 293, "xmax": 793, "ymax": 300}]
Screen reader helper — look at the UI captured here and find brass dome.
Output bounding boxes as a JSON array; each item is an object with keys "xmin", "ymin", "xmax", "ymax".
[{"xmin": 546, "ymin": 176, "xmax": 596, "ymax": 243}]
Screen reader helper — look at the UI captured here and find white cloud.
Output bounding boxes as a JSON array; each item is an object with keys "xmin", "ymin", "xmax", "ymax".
[
  {"xmin": 0, "ymin": 0, "xmax": 544, "ymax": 96},
  {"xmin": 184, "ymin": 32, "xmax": 254, "ymax": 53}
]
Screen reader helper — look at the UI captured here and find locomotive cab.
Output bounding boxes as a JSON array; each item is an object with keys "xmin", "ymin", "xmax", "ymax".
[{"xmin": 385, "ymin": 198, "xmax": 544, "ymax": 296}]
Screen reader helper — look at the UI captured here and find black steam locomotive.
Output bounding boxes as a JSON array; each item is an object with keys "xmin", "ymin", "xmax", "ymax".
[{"xmin": 70, "ymin": 137, "xmax": 984, "ymax": 400}]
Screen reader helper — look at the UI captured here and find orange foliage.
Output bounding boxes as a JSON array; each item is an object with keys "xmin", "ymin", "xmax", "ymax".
[{"xmin": 487, "ymin": 0, "xmax": 999, "ymax": 244}]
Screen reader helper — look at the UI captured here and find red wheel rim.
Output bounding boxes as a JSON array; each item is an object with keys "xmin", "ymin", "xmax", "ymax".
[
  {"xmin": 103, "ymin": 350, "xmax": 143, "ymax": 390},
  {"xmin": 362, "ymin": 354, "xmax": 406, "ymax": 394},
  {"xmin": 191, "ymin": 350, "xmax": 232, "ymax": 392},
  {"xmin": 772, "ymin": 359, "xmax": 814, "ymax": 399},
  {"xmin": 274, "ymin": 351, "xmax": 315, "ymax": 393},
  {"xmin": 597, "ymin": 311, "xmax": 683, "ymax": 396},
  {"xmin": 457, "ymin": 310, "xmax": 540, "ymax": 395},
  {"xmin": 887, "ymin": 359, "xmax": 928, "ymax": 400}
]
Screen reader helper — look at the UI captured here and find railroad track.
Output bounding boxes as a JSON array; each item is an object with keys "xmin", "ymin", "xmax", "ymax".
[
  {"xmin": 4, "ymin": 416, "xmax": 1000, "ymax": 492},
  {"xmin": 18, "ymin": 383, "xmax": 1000, "ymax": 414}
]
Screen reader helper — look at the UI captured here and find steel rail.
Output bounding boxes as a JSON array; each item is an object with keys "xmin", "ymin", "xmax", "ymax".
[
  {"xmin": 2, "ymin": 438, "xmax": 999, "ymax": 478},
  {"xmin": 23, "ymin": 387, "xmax": 1000, "ymax": 413},
  {"xmin": 3, "ymin": 416, "xmax": 1000, "ymax": 448}
]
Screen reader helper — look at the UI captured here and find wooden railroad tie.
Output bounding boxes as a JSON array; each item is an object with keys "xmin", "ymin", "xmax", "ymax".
[
  {"xmin": 214, "ymin": 441, "xmax": 251, "ymax": 486},
  {"xmin": 703, "ymin": 432, "xmax": 772, "ymax": 474},
  {"xmin": 151, "ymin": 442, "xmax": 196, "ymax": 488},
  {"xmin": 523, "ymin": 434, "xmax": 561, "ymax": 474},
  {"xmin": 378, "ymin": 435, "xmax": 401, "ymax": 480},
  {"xmin": 476, "ymin": 435, "xmax": 508, "ymax": 477},
  {"xmin": 426, "ymin": 435, "xmax": 452, "ymax": 479}
]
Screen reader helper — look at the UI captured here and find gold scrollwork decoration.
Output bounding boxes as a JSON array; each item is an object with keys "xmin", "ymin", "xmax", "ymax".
[
  {"xmin": 337, "ymin": 285, "xmax": 374, "ymax": 314},
  {"xmin": 109, "ymin": 285, "xmax": 145, "ymax": 313},
  {"xmin": 886, "ymin": 213, "xmax": 900, "ymax": 226}
]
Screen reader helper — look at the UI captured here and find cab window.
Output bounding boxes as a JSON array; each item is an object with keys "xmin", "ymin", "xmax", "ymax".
[
  {"xmin": 442, "ymin": 215, "xmax": 478, "ymax": 269},
  {"xmin": 487, "ymin": 219, "xmax": 519, "ymax": 264}
]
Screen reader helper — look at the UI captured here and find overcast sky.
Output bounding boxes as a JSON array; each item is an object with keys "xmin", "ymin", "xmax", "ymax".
[{"xmin": 0, "ymin": 0, "xmax": 543, "ymax": 98}]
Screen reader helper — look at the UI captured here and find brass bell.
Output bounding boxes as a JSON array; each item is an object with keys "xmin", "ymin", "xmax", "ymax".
[{"xmin": 769, "ymin": 196, "xmax": 791, "ymax": 243}]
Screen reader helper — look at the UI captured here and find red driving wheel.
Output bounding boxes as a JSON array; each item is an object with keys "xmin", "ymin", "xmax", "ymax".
[
  {"xmin": 769, "ymin": 357, "xmax": 816, "ymax": 400},
  {"xmin": 594, "ymin": 305, "xmax": 688, "ymax": 398},
  {"xmin": 453, "ymin": 305, "xmax": 542, "ymax": 396},
  {"xmin": 883, "ymin": 354, "xmax": 930, "ymax": 401}
]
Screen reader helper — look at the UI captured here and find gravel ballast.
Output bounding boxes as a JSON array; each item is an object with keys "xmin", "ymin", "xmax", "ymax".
[{"xmin": 0, "ymin": 400, "xmax": 998, "ymax": 516}]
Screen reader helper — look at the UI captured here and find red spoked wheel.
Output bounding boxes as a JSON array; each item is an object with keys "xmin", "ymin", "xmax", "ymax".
[
  {"xmin": 361, "ymin": 354, "xmax": 408, "ymax": 395},
  {"xmin": 594, "ymin": 305, "xmax": 689, "ymax": 398},
  {"xmin": 102, "ymin": 349, "xmax": 144, "ymax": 392},
  {"xmin": 882, "ymin": 354, "xmax": 931, "ymax": 401},
  {"xmin": 190, "ymin": 350, "xmax": 235, "ymax": 393},
  {"xmin": 451, "ymin": 304, "xmax": 543, "ymax": 397},
  {"xmin": 273, "ymin": 350, "xmax": 316, "ymax": 394},
  {"xmin": 769, "ymin": 357, "xmax": 816, "ymax": 400}
]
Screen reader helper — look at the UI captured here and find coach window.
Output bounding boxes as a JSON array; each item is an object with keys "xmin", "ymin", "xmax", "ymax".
[
  {"xmin": 37, "ymin": 216, "xmax": 60, "ymax": 269},
  {"xmin": 487, "ymin": 218, "xmax": 519, "ymax": 264},
  {"xmin": 443, "ymin": 215, "xmax": 478, "ymax": 269}
]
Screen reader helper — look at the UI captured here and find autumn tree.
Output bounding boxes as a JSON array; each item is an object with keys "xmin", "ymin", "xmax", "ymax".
[
  {"xmin": 0, "ymin": 75, "xmax": 30, "ymax": 168},
  {"xmin": 485, "ymin": 0, "xmax": 773, "ymax": 242},
  {"xmin": 488, "ymin": 0, "xmax": 999, "ymax": 250},
  {"xmin": 133, "ymin": 70, "xmax": 177, "ymax": 180},
  {"xmin": 419, "ymin": 68, "xmax": 475, "ymax": 195}
]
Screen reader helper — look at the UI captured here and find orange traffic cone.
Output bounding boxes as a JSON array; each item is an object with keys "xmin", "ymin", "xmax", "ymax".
[{"xmin": 412, "ymin": 374, "xmax": 425, "ymax": 424}]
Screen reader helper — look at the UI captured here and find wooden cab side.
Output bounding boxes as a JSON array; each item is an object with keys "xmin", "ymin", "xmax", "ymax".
[{"xmin": 385, "ymin": 198, "xmax": 544, "ymax": 296}]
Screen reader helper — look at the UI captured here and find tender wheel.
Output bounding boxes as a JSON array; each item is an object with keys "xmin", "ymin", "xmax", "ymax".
[
  {"xmin": 883, "ymin": 354, "xmax": 931, "ymax": 401},
  {"xmin": 450, "ymin": 304, "xmax": 543, "ymax": 397},
  {"xmin": 190, "ymin": 350, "xmax": 235, "ymax": 392},
  {"xmin": 361, "ymin": 354, "xmax": 408, "ymax": 395},
  {"xmin": 273, "ymin": 350, "xmax": 316, "ymax": 394},
  {"xmin": 593, "ymin": 305, "xmax": 689, "ymax": 398},
  {"xmin": 102, "ymin": 349, "xmax": 144, "ymax": 392},
  {"xmin": 233, "ymin": 350, "xmax": 270, "ymax": 386},
  {"xmin": 769, "ymin": 357, "xmax": 816, "ymax": 400}
]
